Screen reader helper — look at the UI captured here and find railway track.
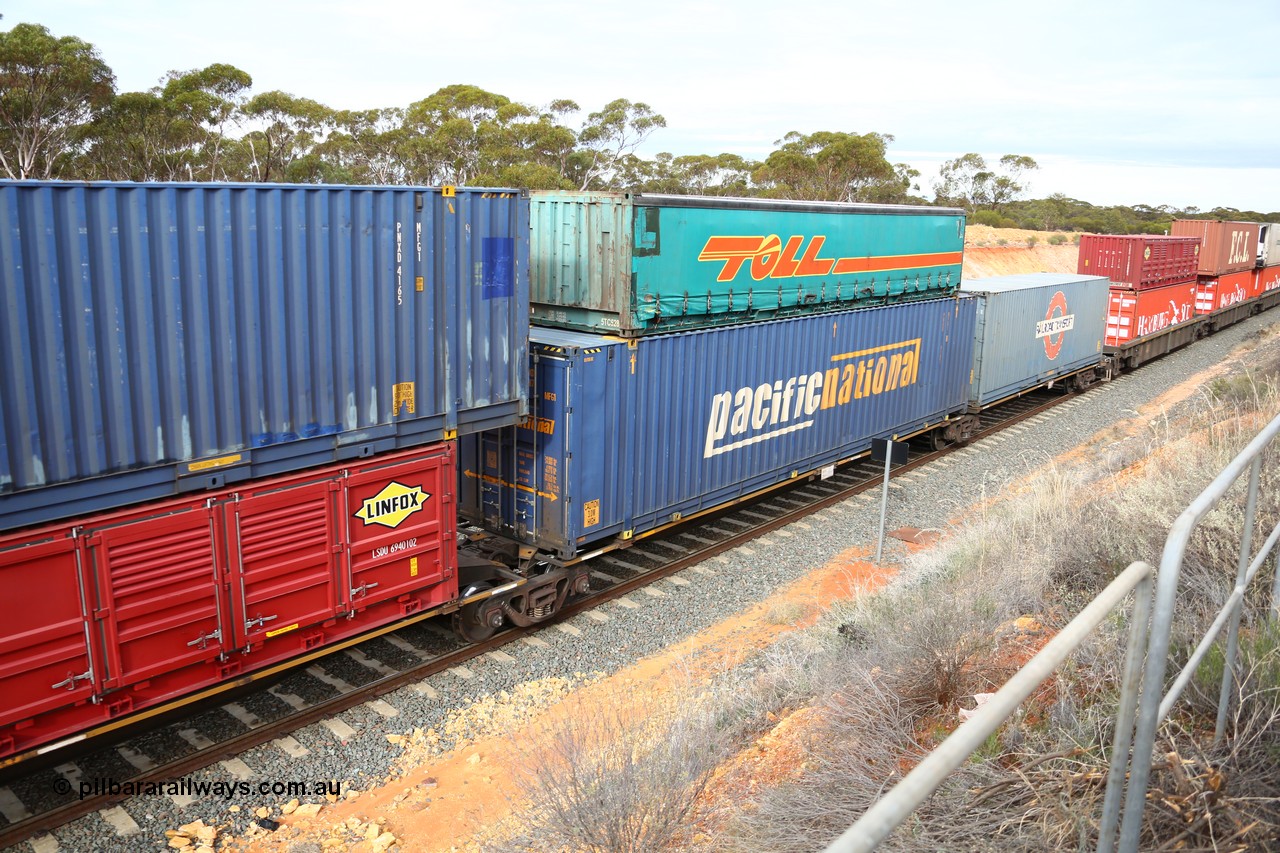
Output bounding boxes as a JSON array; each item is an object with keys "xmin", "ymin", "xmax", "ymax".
[{"xmin": 0, "ymin": 385, "xmax": 1073, "ymax": 851}]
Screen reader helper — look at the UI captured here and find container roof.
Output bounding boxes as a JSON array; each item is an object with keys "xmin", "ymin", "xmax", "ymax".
[{"xmin": 960, "ymin": 273, "xmax": 1109, "ymax": 293}]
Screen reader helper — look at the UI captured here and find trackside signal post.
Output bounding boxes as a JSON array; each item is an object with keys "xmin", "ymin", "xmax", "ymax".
[{"xmin": 870, "ymin": 438, "xmax": 908, "ymax": 564}]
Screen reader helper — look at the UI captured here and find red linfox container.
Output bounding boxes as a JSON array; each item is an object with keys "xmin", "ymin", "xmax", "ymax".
[
  {"xmin": 1195, "ymin": 270, "xmax": 1259, "ymax": 314},
  {"xmin": 1077, "ymin": 234, "xmax": 1200, "ymax": 289},
  {"xmin": 1257, "ymin": 265, "xmax": 1280, "ymax": 295},
  {"xmin": 1170, "ymin": 219, "xmax": 1261, "ymax": 276},
  {"xmin": 0, "ymin": 444, "xmax": 457, "ymax": 764},
  {"xmin": 1105, "ymin": 281, "xmax": 1198, "ymax": 346}
]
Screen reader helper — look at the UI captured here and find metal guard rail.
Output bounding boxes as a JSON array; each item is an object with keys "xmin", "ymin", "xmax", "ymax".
[
  {"xmin": 824, "ymin": 560, "xmax": 1155, "ymax": 853},
  {"xmin": 1114, "ymin": 409, "xmax": 1280, "ymax": 852},
  {"xmin": 825, "ymin": 408, "xmax": 1280, "ymax": 853}
]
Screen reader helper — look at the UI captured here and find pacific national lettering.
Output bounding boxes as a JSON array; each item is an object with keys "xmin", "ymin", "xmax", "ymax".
[{"xmin": 704, "ymin": 339, "xmax": 922, "ymax": 458}]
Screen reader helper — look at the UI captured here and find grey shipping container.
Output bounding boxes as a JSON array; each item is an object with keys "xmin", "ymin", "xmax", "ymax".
[
  {"xmin": 0, "ymin": 181, "xmax": 529, "ymax": 530},
  {"xmin": 460, "ymin": 298, "xmax": 976, "ymax": 560},
  {"xmin": 961, "ymin": 273, "xmax": 1109, "ymax": 407},
  {"xmin": 1259, "ymin": 223, "xmax": 1280, "ymax": 267}
]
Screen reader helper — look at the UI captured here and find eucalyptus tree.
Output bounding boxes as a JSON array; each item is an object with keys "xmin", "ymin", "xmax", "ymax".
[
  {"xmin": 934, "ymin": 153, "xmax": 1039, "ymax": 211},
  {"xmin": 0, "ymin": 22, "xmax": 114, "ymax": 178},
  {"xmin": 751, "ymin": 131, "xmax": 898, "ymax": 202},
  {"xmin": 314, "ymin": 107, "xmax": 410, "ymax": 184},
  {"xmin": 81, "ymin": 63, "xmax": 252, "ymax": 181},
  {"xmin": 491, "ymin": 100, "xmax": 578, "ymax": 189},
  {"xmin": 574, "ymin": 98, "xmax": 665, "ymax": 191},
  {"xmin": 239, "ymin": 90, "xmax": 335, "ymax": 182},
  {"xmin": 623, "ymin": 152, "xmax": 756, "ymax": 195},
  {"xmin": 402, "ymin": 85, "xmax": 515, "ymax": 185},
  {"xmin": 160, "ymin": 63, "xmax": 252, "ymax": 180}
]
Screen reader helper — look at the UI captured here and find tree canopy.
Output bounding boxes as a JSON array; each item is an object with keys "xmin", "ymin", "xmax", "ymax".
[
  {"xmin": 4, "ymin": 20, "xmax": 1275, "ymax": 228},
  {"xmin": 0, "ymin": 22, "xmax": 114, "ymax": 178}
]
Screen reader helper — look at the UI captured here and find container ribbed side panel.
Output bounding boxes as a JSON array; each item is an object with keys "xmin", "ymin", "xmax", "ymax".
[{"xmin": 0, "ymin": 181, "xmax": 528, "ymax": 530}]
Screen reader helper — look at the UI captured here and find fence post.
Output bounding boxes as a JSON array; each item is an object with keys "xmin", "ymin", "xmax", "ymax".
[
  {"xmin": 1096, "ymin": 570, "xmax": 1154, "ymax": 853},
  {"xmin": 1216, "ymin": 456, "xmax": 1262, "ymax": 744}
]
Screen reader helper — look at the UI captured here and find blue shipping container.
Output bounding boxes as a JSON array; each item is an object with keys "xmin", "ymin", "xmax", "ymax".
[
  {"xmin": 461, "ymin": 298, "xmax": 976, "ymax": 559},
  {"xmin": 961, "ymin": 273, "xmax": 1109, "ymax": 407},
  {"xmin": 0, "ymin": 181, "xmax": 529, "ymax": 530},
  {"xmin": 529, "ymin": 192, "xmax": 967, "ymax": 335}
]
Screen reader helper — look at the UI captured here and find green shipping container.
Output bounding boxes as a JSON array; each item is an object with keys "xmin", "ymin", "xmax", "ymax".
[{"xmin": 529, "ymin": 192, "xmax": 966, "ymax": 335}]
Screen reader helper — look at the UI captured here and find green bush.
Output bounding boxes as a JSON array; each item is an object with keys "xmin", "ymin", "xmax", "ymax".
[
  {"xmin": 1048, "ymin": 233, "xmax": 1068, "ymax": 246},
  {"xmin": 1026, "ymin": 236, "xmax": 1038, "ymax": 247}
]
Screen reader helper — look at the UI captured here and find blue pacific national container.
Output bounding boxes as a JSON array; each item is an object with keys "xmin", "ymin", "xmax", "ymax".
[
  {"xmin": 960, "ymin": 273, "xmax": 1109, "ymax": 407},
  {"xmin": 0, "ymin": 181, "xmax": 529, "ymax": 530},
  {"xmin": 460, "ymin": 298, "xmax": 976, "ymax": 559},
  {"xmin": 529, "ymin": 192, "xmax": 966, "ymax": 336}
]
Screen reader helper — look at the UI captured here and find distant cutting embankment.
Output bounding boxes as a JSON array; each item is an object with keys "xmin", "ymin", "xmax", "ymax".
[{"xmin": 962, "ymin": 225, "xmax": 1079, "ymax": 279}]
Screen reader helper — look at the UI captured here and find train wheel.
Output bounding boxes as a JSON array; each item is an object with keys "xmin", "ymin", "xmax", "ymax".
[{"xmin": 452, "ymin": 595, "xmax": 503, "ymax": 644}]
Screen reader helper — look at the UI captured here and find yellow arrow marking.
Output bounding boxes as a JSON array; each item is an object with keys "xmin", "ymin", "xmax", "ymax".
[{"xmin": 462, "ymin": 469, "xmax": 558, "ymax": 502}]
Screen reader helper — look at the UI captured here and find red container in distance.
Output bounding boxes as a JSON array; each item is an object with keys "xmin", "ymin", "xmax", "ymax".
[
  {"xmin": 1077, "ymin": 234, "xmax": 1200, "ymax": 290},
  {"xmin": 1257, "ymin": 265, "xmax": 1280, "ymax": 296},
  {"xmin": 1170, "ymin": 219, "xmax": 1261, "ymax": 276},
  {"xmin": 1105, "ymin": 281, "xmax": 1198, "ymax": 346},
  {"xmin": 1195, "ymin": 270, "xmax": 1258, "ymax": 314}
]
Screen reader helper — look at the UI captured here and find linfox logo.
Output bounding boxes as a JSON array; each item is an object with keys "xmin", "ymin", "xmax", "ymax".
[
  {"xmin": 1036, "ymin": 291, "xmax": 1074, "ymax": 361},
  {"xmin": 697, "ymin": 236, "xmax": 962, "ymax": 283},
  {"xmin": 354, "ymin": 481, "xmax": 429, "ymax": 529},
  {"xmin": 703, "ymin": 338, "xmax": 922, "ymax": 458}
]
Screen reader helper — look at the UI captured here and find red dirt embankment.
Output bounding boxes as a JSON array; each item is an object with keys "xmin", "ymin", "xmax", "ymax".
[{"xmin": 962, "ymin": 226, "xmax": 1079, "ymax": 279}]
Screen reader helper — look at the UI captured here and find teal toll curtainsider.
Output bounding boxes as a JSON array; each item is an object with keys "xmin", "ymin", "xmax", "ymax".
[{"xmin": 528, "ymin": 192, "xmax": 966, "ymax": 335}]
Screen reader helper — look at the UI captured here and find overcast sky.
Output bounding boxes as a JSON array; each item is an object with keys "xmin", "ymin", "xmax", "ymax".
[{"xmin": 7, "ymin": 0, "xmax": 1278, "ymax": 211}]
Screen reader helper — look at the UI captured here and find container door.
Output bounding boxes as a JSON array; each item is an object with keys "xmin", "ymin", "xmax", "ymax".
[
  {"xmin": 226, "ymin": 479, "xmax": 342, "ymax": 648},
  {"xmin": 342, "ymin": 451, "xmax": 454, "ymax": 611},
  {"xmin": 87, "ymin": 506, "xmax": 226, "ymax": 689},
  {"xmin": 0, "ymin": 537, "xmax": 96, "ymax": 727},
  {"xmin": 969, "ymin": 294, "xmax": 988, "ymax": 404},
  {"xmin": 518, "ymin": 354, "xmax": 572, "ymax": 552},
  {"xmin": 471, "ymin": 431, "xmax": 527, "ymax": 541}
]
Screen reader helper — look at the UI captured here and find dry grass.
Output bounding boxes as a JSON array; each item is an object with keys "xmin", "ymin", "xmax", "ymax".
[{"xmin": 496, "ymin": 694, "xmax": 728, "ymax": 853}]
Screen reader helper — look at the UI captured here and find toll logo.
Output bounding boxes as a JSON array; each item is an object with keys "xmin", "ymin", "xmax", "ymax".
[
  {"xmin": 1036, "ymin": 291, "xmax": 1074, "ymax": 360},
  {"xmin": 704, "ymin": 338, "xmax": 922, "ymax": 458},
  {"xmin": 354, "ymin": 481, "xmax": 429, "ymax": 529},
  {"xmin": 697, "ymin": 235, "xmax": 962, "ymax": 283}
]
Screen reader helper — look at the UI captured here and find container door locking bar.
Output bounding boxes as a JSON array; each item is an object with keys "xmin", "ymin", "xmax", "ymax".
[
  {"xmin": 186, "ymin": 629, "xmax": 222, "ymax": 649},
  {"xmin": 51, "ymin": 671, "xmax": 92, "ymax": 691}
]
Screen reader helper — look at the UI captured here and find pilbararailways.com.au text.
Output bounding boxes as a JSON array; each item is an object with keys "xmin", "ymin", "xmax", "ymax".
[{"xmin": 58, "ymin": 777, "xmax": 342, "ymax": 801}]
